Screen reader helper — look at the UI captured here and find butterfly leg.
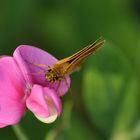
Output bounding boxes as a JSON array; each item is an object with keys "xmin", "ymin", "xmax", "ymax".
[
  {"xmin": 56, "ymin": 80, "xmax": 61, "ymax": 91},
  {"xmin": 64, "ymin": 76, "xmax": 72, "ymax": 94},
  {"xmin": 24, "ymin": 59, "xmax": 50, "ymax": 70},
  {"xmin": 55, "ymin": 80, "xmax": 64, "ymax": 95},
  {"xmin": 64, "ymin": 76, "xmax": 70, "ymax": 89},
  {"xmin": 26, "ymin": 71, "xmax": 45, "ymax": 76},
  {"xmin": 56, "ymin": 77, "xmax": 71, "ymax": 95}
]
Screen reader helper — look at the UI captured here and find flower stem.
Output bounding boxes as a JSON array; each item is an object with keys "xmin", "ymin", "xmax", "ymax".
[{"xmin": 12, "ymin": 124, "xmax": 29, "ymax": 140}]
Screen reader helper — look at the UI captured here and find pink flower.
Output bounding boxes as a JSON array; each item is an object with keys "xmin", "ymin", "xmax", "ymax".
[{"xmin": 0, "ymin": 45, "xmax": 70, "ymax": 128}]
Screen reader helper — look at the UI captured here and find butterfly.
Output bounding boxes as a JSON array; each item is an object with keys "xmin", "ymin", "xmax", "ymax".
[
  {"xmin": 25, "ymin": 37, "xmax": 105, "ymax": 92},
  {"xmin": 45, "ymin": 37, "xmax": 105, "ymax": 82}
]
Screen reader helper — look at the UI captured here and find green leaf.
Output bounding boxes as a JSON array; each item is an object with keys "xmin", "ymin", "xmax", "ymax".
[
  {"xmin": 82, "ymin": 42, "xmax": 131, "ymax": 135},
  {"xmin": 110, "ymin": 77, "xmax": 139, "ymax": 140},
  {"xmin": 83, "ymin": 68, "xmax": 125, "ymax": 134},
  {"xmin": 45, "ymin": 101, "xmax": 101, "ymax": 140}
]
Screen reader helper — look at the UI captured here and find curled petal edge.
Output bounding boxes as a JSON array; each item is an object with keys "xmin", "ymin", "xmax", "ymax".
[{"xmin": 26, "ymin": 85, "xmax": 62, "ymax": 123}]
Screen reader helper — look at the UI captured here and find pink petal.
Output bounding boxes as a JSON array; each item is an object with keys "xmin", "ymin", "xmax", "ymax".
[
  {"xmin": 14, "ymin": 45, "xmax": 70, "ymax": 96},
  {"xmin": 13, "ymin": 45, "xmax": 57, "ymax": 86},
  {"xmin": 0, "ymin": 123, "xmax": 7, "ymax": 128},
  {"xmin": 57, "ymin": 76, "xmax": 71, "ymax": 96},
  {"xmin": 26, "ymin": 84, "xmax": 62, "ymax": 123},
  {"xmin": 0, "ymin": 57, "xmax": 26, "ymax": 127},
  {"xmin": 13, "ymin": 47, "xmax": 33, "ymax": 85}
]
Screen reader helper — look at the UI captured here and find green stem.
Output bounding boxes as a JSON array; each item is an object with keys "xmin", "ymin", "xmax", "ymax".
[{"xmin": 12, "ymin": 124, "xmax": 29, "ymax": 140}]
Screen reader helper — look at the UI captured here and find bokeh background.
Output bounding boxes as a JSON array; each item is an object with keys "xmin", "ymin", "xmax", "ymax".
[{"xmin": 0, "ymin": 0, "xmax": 140, "ymax": 140}]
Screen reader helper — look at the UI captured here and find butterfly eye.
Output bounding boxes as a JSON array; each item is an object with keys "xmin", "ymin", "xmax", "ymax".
[
  {"xmin": 54, "ymin": 76, "xmax": 59, "ymax": 80},
  {"xmin": 47, "ymin": 69, "xmax": 52, "ymax": 72}
]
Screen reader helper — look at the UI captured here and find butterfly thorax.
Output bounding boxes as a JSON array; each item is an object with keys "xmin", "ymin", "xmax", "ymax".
[{"xmin": 45, "ymin": 67, "xmax": 62, "ymax": 82}]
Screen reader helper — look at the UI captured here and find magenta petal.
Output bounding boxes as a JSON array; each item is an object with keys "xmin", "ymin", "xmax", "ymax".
[
  {"xmin": 13, "ymin": 47, "xmax": 33, "ymax": 84},
  {"xmin": 0, "ymin": 123, "xmax": 7, "ymax": 128},
  {"xmin": 0, "ymin": 57, "xmax": 26, "ymax": 127},
  {"xmin": 26, "ymin": 84, "xmax": 62, "ymax": 123},
  {"xmin": 13, "ymin": 45, "xmax": 58, "ymax": 86},
  {"xmin": 57, "ymin": 76, "xmax": 71, "ymax": 96},
  {"xmin": 44, "ymin": 87, "xmax": 62, "ymax": 116},
  {"xmin": 14, "ymin": 45, "xmax": 71, "ymax": 95}
]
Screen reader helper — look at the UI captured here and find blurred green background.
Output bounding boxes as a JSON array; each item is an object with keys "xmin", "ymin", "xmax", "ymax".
[{"xmin": 0, "ymin": 0, "xmax": 140, "ymax": 140}]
